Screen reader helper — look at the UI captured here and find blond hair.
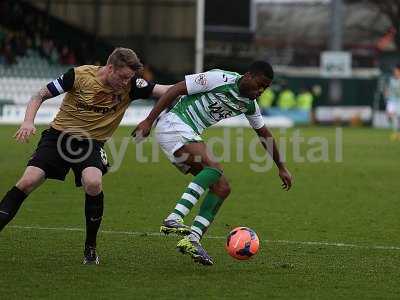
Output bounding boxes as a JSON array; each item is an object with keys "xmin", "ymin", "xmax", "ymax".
[{"xmin": 106, "ymin": 47, "xmax": 143, "ymax": 71}]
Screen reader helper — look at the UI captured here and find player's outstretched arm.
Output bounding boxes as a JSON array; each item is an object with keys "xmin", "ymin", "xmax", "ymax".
[
  {"xmin": 132, "ymin": 81, "xmax": 187, "ymax": 141},
  {"xmin": 254, "ymin": 126, "xmax": 293, "ymax": 191},
  {"xmin": 14, "ymin": 86, "xmax": 53, "ymax": 143},
  {"xmin": 151, "ymin": 84, "xmax": 173, "ymax": 98}
]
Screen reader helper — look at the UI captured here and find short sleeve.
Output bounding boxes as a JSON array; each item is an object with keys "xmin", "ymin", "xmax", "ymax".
[
  {"xmin": 46, "ymin": 68, "xmax": 75, "ymax": 96},
  {"xmin": 185, "ymin": 71, "xmax": 237, "ymax": 95},
  {"xmin": 245, "ymin": 101, "xmax": 265, "ymax": 129},
  {"xmin": 129, "ymin": 77, "xmax": 156, "ymax": 100}
]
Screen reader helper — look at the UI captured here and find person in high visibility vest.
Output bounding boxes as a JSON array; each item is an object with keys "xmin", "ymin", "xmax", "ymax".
[
  {"xmin": 297, "ymin": 88, "xmax": 314, "ymax": 111},
  {"xmin": 277, "ymin": 86, "xmax": 296, "ymax": 110},
  {"xmin": 257, "ymin": 88, "xmax": 275, "ymax": 114}
]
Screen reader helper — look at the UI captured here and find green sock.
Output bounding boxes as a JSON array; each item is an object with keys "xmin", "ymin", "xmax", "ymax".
[
  {"xmin": 169, "ymin": 167, "xmax": 222, "ymax": 220},
  {"xmin": 190, "ymin": 192, "xmax": 224, "ymax": 239}
]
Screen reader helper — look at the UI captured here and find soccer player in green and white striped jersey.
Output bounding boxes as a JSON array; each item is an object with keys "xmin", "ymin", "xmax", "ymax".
[{"xmin": 133, "ymin": 61, "xmax": 293, "ymax": 265}]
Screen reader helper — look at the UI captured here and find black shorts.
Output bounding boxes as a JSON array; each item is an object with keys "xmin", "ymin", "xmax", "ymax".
[{"xmin": 27, "ymin": 127, "xmax": 109, "ymax": 187}]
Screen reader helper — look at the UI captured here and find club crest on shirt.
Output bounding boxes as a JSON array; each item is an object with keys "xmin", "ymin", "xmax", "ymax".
[
  {"xmin": 100, "ymin": 148, "xmax": 108, "ymax": 166},
  {"xmin": 195, "ymin": 74, "xmax": 207, "ymax": 86},
  {"xmin": 136, "ymin": 78, "xmax": 148, "ymax": 88}
]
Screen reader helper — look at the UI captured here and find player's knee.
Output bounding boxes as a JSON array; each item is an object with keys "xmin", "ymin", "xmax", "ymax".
[
  {"xmin": 211, "ymin": 180, "xmax": 231, "ymax": 199},
  {"xmin": 83, "ymin": 178, "xmax": 102, "ymax": 196},
  {"xmin": 16, "ymin": 177, "xmax": 40, "ymax": 194},
  {"xmin": 203, "ymin": 160, "xmax": 223, "ymax": 172}
]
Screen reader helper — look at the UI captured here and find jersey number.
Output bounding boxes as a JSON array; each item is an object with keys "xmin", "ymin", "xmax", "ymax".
[{"xmin": 208, "ymin": 101, "xmax": 233, "ymax": 121}]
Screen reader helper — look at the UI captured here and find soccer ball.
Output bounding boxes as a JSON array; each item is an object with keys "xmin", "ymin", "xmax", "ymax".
[{"xmin": 225, "ymin": 227, "xmax": 260, "ymax": 260}]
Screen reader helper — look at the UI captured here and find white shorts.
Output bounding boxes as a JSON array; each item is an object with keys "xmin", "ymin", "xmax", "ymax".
[
  {"xmin": 386, "ymin": 100, "xmax": 399, "ymax": 115},
  {"xmin": 155, "ymin": 112, "xmax": 203, "ymax": 173}
]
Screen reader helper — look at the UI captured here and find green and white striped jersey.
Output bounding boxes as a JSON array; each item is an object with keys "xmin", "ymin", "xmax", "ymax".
[{"xmin": 170, "ymin": 69, "xmax": 265, "ymax": 134}]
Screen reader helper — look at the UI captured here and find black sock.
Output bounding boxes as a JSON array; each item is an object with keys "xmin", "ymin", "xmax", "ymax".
[
  {"xmin": 0, "ymin": 186, "xmax": 27, "ymax": 231},
  {"xmin": 85, "ymin": 192, "xmax": 104, "ymax": 247}
]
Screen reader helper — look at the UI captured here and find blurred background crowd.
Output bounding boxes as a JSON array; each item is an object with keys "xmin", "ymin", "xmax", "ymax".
[{"xmin": 0, "ymin": 0, "xmax": 399, "ymax": 129}]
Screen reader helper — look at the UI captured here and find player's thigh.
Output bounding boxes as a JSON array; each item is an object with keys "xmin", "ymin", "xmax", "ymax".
[
  {"xmin": 175, "ymin": 142, "xmax": 222, "ymax": 170},
  {"xmin": 16, "ymin": 166, "xmax": 46, "ymax": 194}
]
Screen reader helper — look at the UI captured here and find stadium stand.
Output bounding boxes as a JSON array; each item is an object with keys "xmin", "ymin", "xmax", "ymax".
[
  {"xmin": 0, "ymin": 39, "xmax": 69, "ymax": 105},
  {"xmin": 0, "ymin": 0, "xmax": 113, "ymax": 106}
]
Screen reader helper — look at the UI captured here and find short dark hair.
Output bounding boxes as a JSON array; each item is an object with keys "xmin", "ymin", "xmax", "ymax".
[
  {"xmin": 248, "ymin": 61, "xmax": 274, "ymax": 80},
  {"xmin": 395, "ymin": 64, "xmax": 400, "ymax": 70}
]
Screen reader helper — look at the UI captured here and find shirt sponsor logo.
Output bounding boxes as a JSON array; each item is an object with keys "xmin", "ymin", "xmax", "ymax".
[
  {"xmin": 74, "ymin": 91, "xmax": 123, "ymax": 114},
  {"xmin": 76, "ymin": 102, "xmax": 119, "ymax": 114}
]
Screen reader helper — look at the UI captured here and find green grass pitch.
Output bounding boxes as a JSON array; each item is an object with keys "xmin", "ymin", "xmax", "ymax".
[{"xmin": 0, "ymin": 125, "xmax": 399, "ymax": 299}]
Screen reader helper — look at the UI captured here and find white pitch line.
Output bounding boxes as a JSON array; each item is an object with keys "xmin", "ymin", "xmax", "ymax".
[{"xmin": 8, "ymin": 225, "xmax": 400, "ymax": 251}]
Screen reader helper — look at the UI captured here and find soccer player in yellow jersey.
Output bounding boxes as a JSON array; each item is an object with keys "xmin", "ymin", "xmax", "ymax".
[{"xmin": 0, "ymin": 48, "xmax": 171, "ymax": 264}]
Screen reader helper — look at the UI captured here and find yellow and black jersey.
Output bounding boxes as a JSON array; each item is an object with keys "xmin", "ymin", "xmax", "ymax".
[{"xmin": 46, "ymin": 65, "xmax": 155, "ymax": 141}]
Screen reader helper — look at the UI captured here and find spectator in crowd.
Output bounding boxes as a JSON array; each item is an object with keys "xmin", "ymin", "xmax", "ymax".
[
  {"xmin": 258, "ymin": 88, "xmax": 275, "ymax": 115},
  {"xmin": 59, "ymin": 46, "xmax": 77, "ymax": 65},
  {"xmin": 277, "ymin": 84, "xmax": 296, "ymax": 110},
  {"xmin": 3, "ymin": 43, "xmax": 16, "ymax": 65},
  {"xmin": 143, "ymin": 64, "xmax": 155, "ymax": 82},
  {"xmin": 297, "ymin": 87, "xmax": 314, "ymax": 111},
  {"xmin": 0, "ymin": 0, "xmax": 81, "ymax": 67}
]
